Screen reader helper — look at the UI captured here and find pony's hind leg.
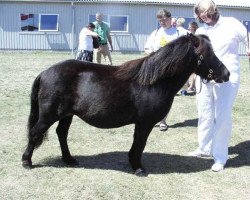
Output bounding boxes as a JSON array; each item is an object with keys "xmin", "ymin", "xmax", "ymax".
[
  {"xmin": 22, "ymin": 120, "xmax": 52, "ymax": 168},
  {"xmin": 129, "ymin": 123, "xmax": 154, "ymax": 176},
  {"xmin": 56, "ymin": 116, "xmax": 78, "ymax": 166}
]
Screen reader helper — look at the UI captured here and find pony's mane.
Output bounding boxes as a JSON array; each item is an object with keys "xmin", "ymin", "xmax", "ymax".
[{"xmin": 115, "ymin": 35, "xmax": 197, "ymax": 85}]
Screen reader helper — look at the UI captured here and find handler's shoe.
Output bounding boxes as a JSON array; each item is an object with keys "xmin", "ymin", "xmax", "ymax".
[
  {"xmin": 159, "ymin": 123, "xmax": 168, "ymax": 131},
  {"xmin": 181, "ymin": 90, "xmax": 187, "ymax": 96},
  {"xmin": 188, "ymin": 149, "xmax": 212, "ymax": 157},
  {"xmin": 211, "ymin": 163, "xmax": 224, "ymax": 172}
]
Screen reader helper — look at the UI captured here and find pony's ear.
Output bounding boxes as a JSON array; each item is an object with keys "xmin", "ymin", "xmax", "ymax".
[{"xmin": 188, "ymin": 33, "xmax": 200, "ymax": 48}]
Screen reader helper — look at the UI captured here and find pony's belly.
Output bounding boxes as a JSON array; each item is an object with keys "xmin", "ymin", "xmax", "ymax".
[{"xmin": 80, "ymin": 114, "xmax": 133, "ymax": 129}]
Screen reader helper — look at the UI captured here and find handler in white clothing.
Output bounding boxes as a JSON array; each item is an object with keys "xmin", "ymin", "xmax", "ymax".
[
  {"xmin": 144, "ymin": 9, "xmax": 186, "ymax": 131},
  {"xmin": 188, "ymin": 0, "xmax": 250, "ymax": 172}
]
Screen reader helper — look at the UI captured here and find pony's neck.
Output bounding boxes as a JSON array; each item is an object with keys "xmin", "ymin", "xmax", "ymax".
[
  {"xmin": 162, "ymin": 63, "xmax": 195, "ymax": 93},
  {"xmin": 114, "ymin": 35, "xmax": 198, "ymax": 87}
]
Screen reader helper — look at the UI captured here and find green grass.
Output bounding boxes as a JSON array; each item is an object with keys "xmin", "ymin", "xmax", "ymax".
[{"xmin": 0, "ymin": 51, "xmax": 249, "ymax": 200}]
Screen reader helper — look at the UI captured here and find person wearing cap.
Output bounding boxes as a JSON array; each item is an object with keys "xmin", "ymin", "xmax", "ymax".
[{"xmin": 76, "ymin": 23, "xmax": 99, "ymax": 62}]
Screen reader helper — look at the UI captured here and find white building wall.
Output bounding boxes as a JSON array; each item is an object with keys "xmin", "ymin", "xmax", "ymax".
[
  {"xmin": 0, "ymin": 1, "xmax": 249, "ymax": 54},
  {"xmin": 0, "ymin": 2, "xmax": 72, "ymax": 50}
]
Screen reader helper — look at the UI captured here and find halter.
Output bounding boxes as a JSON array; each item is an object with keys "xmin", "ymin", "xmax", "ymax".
[
  {"xmin": 196, "ymin": 54, "xmax": 214, "ymax": 79},
  {"xmin": 195, "ymin": 53, "xmax": 225, "ymax": 94}
]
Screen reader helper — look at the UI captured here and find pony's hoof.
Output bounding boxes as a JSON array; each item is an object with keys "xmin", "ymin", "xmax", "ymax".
[
  {"xmin": 22, "ymin": 160, "xmax": 32, "ymax": 169},
  {"xmin": 134, "ymin": 168, "xmax": 148, "ymax": 177}
]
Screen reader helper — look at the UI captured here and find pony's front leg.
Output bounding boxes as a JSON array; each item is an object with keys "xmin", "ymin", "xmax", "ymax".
[{"xmin": 129, "ymin": 123, "xmax": 153, "ymax": 177}]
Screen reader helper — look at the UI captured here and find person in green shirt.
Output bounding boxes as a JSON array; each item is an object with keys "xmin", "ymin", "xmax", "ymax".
[{"xmin": 93, "ymin": 12, "xmax": 113, "ymax": 65}]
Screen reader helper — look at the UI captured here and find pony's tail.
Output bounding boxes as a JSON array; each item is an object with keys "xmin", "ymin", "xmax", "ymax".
[{"xmin": 27, "ymin": 75, "xmax": 47, "ymax": 148}]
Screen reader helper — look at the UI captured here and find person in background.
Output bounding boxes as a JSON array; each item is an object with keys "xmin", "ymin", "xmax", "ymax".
[
  {"xmin": 176, "ymin": 17, "xmax": 191, "ymax": 95},
  {"xmin": 186, "ymin": 21, "xmax": 199, "ymax": 92},
  {"xmin": 171, "ymin": 17, "xmax": 177, "ymax": 27},
  {"xmin": 188, "ymin": 21, "xmax": 199, "ymax": 34},
  {"xmin": 176, "ymin": 17, "xmax": 189, "ymax": 34},
  {"xmin": 188, "ymin": 0, "xmax": 250, "ymax": 172},
  {"xmin": 93, "ymin": 12, "xmax": 113, "ymax": 65},
  {"xmin": 76, "ymin": 23, "xmax": 99, "ymax": 62},
  {"xmin": 144, "ymin": 9, "xmax": 186, "ymax": 131}
]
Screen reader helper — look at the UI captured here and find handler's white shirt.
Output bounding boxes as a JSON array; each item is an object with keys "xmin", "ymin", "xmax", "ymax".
[
  {"xmin": 196, "ymin": 16, "xmax": 247, "ymax": 83},
  {"xmin": 78, "ymin": 27, "xmax": 94, "ymax": 51},
  {"xmin": 144, "ymin": 26, "xmax": 186, "ymax": 53}
]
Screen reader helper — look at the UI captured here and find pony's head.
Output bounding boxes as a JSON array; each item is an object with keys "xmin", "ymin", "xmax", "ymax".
[{"xmin": 190, "ymin": 34, "xmax": 230, "ymax": 83}]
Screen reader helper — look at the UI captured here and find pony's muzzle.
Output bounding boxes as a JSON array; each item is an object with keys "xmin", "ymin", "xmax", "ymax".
[
  {"xmin": 215, "ymin": 69, "xmax": 230, "ymax": 83},
  {"xmin": 221, "ymin": 68, "xmax": 230, "ymax": 82}
]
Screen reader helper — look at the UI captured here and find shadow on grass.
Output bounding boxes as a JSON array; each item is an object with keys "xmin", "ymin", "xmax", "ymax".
[
  {"xmin": 169, "ymin": 118, "xmax": 198, "ymax": 128},
  {"xmin": 34, "ymin": 140, "xmax": 250, "ymax": 174},
  {"xmin": 37, "ymin": 152, "xmax": 212, "ymax": 174},
  {"xmin": 227, "ymin": 140, "xmax": 250, "ymax": 168}
]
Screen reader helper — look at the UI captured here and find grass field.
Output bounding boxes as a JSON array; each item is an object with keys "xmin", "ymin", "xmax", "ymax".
[{"xmin": 0, "ymin": 51, "xmax": 249, "ymax": 200}]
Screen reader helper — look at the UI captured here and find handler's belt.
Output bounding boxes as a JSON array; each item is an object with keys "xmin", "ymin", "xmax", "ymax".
[{"xmin": 99, "ymin": 42, "xmax": 107, "ymax": 45}]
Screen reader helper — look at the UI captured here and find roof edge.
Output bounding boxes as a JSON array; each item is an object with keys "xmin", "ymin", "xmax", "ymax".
[{"xmin": 2, "ymin": 0, "xmax": 250, "ymax": 9}]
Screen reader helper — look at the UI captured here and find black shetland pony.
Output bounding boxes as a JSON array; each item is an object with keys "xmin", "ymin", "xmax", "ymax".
[{"xmin": 22, "ymin": 34, "xmax": 230, "ymax": 176}]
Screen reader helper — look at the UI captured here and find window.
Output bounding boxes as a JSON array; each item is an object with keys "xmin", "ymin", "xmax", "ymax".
[
  {"xmin": 110, "ymin": 16, "xmax": 128, "ymax": 32},
  {"xmin": 89, "ymin": 14, "xmax": 128, "ymax": 32},
  {"xmin": 20, "ymin": 14, "xmax": 39, "ymax": 31},
  {"xmin": 20, "ymin": 13, "xmax": 59, "ymax": 32},
  {"xmin": 39, "ymin": 14, "xmax": 59, "ymax": 31}
]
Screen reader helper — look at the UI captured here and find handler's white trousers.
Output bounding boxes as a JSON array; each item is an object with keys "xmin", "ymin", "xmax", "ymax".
[{"xmin": 196, "ymin": 77, "xmax": 239, "ymax": 165}]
